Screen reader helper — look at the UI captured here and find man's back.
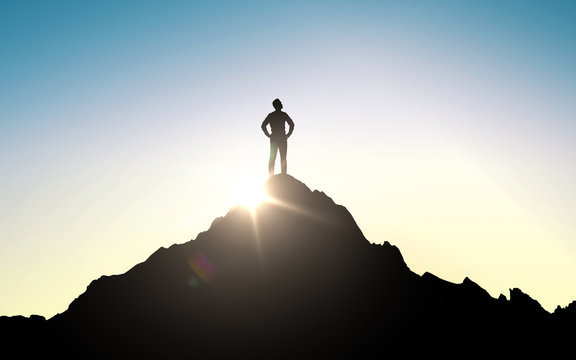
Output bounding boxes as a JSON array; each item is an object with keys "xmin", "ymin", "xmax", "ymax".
[{"xmin": 265, "ymin": 110, "xmax": 294, "ymax": 137}]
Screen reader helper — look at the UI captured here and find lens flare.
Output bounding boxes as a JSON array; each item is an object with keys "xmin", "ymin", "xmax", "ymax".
[{"xmin": 187, "ymin": 252, "xmax": 216, "ymax": 287}]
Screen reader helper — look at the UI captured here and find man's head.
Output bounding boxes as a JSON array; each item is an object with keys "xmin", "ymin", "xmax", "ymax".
[{"xmin": 272, "ymin": 98, "xmax": 283, "ymax": 111}]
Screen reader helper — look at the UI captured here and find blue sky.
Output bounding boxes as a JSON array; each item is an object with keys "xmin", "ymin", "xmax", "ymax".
[{"xmin": 1, "ymin": 0, "xmax": 576, "ymax": 317}]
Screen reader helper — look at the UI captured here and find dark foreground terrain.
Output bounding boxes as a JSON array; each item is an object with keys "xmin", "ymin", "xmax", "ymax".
[{"xmin": 2, "ymin": 175, "xmax": 575, "ymax": 358}]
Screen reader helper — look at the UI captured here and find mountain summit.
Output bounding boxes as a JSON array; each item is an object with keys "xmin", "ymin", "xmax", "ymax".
[{"xmin": 2, "ymin": 175, "xmax": 575, "ymax": 357}]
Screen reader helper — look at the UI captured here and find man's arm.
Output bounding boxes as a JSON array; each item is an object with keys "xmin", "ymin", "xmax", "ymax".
[
  {"xmin": 261, "ymin": 116, "xmax": 271, "ymax": 137},
  {"xmin": 286, "ymin": 114, "xmax": 294, "ymax": 138}
]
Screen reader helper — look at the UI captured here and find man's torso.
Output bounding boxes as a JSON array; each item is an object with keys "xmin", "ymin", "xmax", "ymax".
[{"xmin": 266, "ymin": 111, "xmax": 292, "ymax": 136}]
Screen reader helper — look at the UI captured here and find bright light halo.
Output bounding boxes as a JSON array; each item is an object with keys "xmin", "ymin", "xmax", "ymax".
[{"xmin": 228, "ymin": 174, "xmax": 269, "ymax": 212}]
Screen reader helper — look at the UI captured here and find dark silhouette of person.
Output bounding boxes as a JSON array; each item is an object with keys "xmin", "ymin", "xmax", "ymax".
[{"xmin": 261, "ymin": 99, "xmax": 295, "ymax": 176}]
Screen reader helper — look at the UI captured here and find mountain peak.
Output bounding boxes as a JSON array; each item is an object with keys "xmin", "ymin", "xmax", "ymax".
[
  {"xmin": 264, "ymin": 174, "xmax": 335, "ymax": 207},
  {"xmin": 259, "ymin": 174, "xmax": 369, "ymax": 246},
  {"xmin": 2, "ymin": 175, "xmax": 575, "ymax": 357}
]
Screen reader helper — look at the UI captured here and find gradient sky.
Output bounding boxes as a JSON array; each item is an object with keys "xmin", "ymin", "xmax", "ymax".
[{"xmin": 1, "ymin": 0, "xmax": 575, "ymax": 317}]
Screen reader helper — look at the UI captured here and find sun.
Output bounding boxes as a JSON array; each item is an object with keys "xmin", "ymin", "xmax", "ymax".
[{"xmin": 228, "ymin": 174, "xmax": 270, "ymax": 212}]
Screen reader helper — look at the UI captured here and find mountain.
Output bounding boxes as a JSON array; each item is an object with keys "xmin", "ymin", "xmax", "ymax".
[{"xmin": 2, "ymin": 174, "xmax": 575, "ymax": 357}]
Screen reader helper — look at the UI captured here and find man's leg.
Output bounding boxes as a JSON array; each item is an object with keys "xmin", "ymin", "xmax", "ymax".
[
  {"xmin": 278, "ymin": 137, "xmax": 288, "ymax": 174},
  {"xmin": 269, "ymin": 138, "xmax": 279, "ymax": 176}
]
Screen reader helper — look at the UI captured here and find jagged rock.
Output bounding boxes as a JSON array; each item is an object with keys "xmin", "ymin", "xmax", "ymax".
[{"xmin": 509, "ymin": 287, "xmax": 547, "ymax": 315}]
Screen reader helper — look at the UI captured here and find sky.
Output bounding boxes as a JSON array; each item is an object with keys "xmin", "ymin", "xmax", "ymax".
[{"xmin": 1, "ymin": 0, "xmax": 575, "ymax": 317}]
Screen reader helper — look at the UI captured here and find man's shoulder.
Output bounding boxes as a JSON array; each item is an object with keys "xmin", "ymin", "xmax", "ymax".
[
  {"xmin": 267, "ymin": 111, "xmax": 285, "ymax": 118},
  {"xmin": 267, "ymin": 110, "xmax": 292, "ymax": 122},
  {"xmin": 282, "ymin": 111, "xmax": 293, "ymax": 124}
]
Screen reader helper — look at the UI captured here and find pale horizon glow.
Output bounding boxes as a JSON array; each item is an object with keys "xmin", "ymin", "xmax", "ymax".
[{"xmin": 1, "ymin": 1, "xmax": 576, "ymax": 317}]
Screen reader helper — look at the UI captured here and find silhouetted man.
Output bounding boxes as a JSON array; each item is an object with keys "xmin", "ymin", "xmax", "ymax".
[{"xmin": 261, "ymin": 98, "xmax": 295, "ymax": 176}]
